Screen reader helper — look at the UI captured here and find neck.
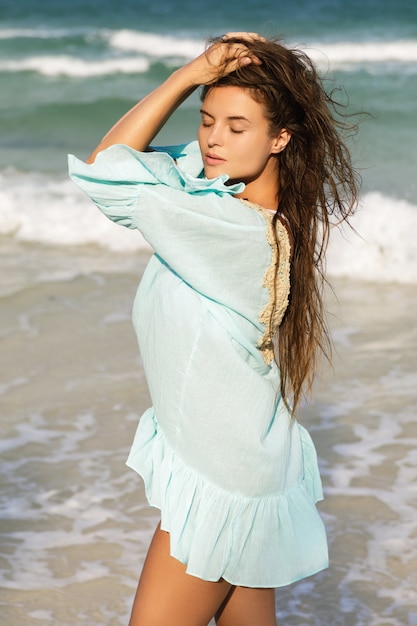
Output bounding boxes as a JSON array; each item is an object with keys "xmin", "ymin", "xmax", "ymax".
[
  {"xmin": 234, "ymin": 180, "xmax": 279, "ymax": 212},
  {"xmin": 232, "ymin": 157, "xmax": 280, "ymax": 211}
]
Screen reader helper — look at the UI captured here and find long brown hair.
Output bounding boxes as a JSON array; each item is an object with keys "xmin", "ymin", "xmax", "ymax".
[{"xmin": 202, "ymin": 36, "xmax": 360, "ymax": 415}]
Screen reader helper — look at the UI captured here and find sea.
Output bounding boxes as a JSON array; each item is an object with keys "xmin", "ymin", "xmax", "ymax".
[{"xmin": 1, "ymin": 0, "xmax": 416, "ymax": 624}]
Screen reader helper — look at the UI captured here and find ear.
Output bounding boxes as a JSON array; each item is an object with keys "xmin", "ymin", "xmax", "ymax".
[{"xmin": 270, "ymin": 128, "xmax": 291, "ymax": 154}]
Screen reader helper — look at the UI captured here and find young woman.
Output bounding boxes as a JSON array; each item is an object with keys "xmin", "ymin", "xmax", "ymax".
[{"xmin": 69, "ymin": 32, "xmax": 358, "ymax": 626}]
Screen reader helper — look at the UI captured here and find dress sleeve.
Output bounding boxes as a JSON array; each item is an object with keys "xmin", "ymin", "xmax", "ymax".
[{"xmin": 68, "ymin": 143, "xmax": 273, "ymax": 324}]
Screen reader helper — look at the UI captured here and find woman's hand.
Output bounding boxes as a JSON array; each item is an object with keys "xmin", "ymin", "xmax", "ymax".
[
  {"xmin": 183, "ymin": 32, "xmax": 265, "ymax": 87},
  {"xmin": 85, "ymin": 32, "xmax": 265, "ymax": 162}
]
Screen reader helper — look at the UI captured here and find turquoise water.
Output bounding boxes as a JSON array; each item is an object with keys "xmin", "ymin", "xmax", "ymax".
[
  {"xmin": 1, "ymin": 0, "xmax": 416, "ymax": 192},
  {"xmin": 1, "ymin": 0, "xmax": 417, "ymax": 279}
]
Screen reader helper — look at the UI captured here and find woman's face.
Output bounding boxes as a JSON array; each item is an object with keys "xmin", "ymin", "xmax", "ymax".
[{"xmin": 198, "ymin": 85, "xmax": 286, "ymax": 187}]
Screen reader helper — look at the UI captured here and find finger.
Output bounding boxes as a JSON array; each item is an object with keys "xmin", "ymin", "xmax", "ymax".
[
  {"xmin": 224, "ymin": 43, "xmax": 262, "ymax": 66},
  {"xmin": 221, "ymin": 51, "xmax": 261, "ymax": 74},
  {"xmin": 221, "ymin": 32, "xmax": 266, "ymax": 42}
]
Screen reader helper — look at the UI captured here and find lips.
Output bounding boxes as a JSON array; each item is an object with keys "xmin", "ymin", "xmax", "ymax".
[{"xmin": 205, "ymin": 152, "xmax": 226, "ymax": 166}]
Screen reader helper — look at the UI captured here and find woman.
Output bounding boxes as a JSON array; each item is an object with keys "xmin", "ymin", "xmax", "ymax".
[{"xmin": 69, "ymin": 32, "xmax": 358, "ymax": 626}]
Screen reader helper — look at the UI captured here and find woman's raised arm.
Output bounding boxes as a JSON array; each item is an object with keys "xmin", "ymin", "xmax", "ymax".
[{"xmin": 86, "ymin": 33, "xmax": 263, "ymax": 163}]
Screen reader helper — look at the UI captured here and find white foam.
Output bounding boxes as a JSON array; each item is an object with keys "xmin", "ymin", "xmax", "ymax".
[
  {"xmin": 108, "ymin": 29, "xmax": 205, "ymax": 59},
  {"xmin": 0, "ymin": 55, "xmax": 150, "ymax": 77},
  {"xmin": 327, "ymin": 192, "xmax": 417, "ymax": 283},
  {"xmin": 2, "ymin": 29, "xmax": 417, "ymax": 78},
  {"xmin": 2, "ymin": 25, "xmax": 416, "ymax": 67},
  {"xmin": 0, "ymin": 170, "xmax": 149, "ymax": 251},
  {"xmin": 305, "ymin": 40, "xmax": 417, "ymax": 70},
  {"xmin": 0, "ymin": 27, "xmax": 75, "ymax": 39},
  {"xmin": 109, "ymin": 33, "xmax": 417, "ymax": 68},
  {"xmin": 0, "ymin": 409, "xmax": 153, "ymax": 591},
  {"xmin": 1, "ymin": 170, "xmax": 416, "ymax": 284}
]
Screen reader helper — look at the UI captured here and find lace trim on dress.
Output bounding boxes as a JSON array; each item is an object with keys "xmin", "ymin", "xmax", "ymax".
[{"xmin": 239, "ymin": 199, "xmax": 291, "ymax": 365}]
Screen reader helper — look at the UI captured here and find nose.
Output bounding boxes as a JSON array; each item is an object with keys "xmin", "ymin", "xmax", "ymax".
[{"xmin": 207, "ymin": 123, "xmax": 223, "ymax": 147}]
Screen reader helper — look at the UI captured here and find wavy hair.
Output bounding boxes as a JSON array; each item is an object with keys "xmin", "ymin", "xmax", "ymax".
[{"xmin": 201, "ymin": 36, "xmax": 360, "ymax": 416}]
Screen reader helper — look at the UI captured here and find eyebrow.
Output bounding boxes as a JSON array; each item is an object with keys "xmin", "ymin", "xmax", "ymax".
[{"xmin": 200, "ymin": 108, "xmax": 251, "ymax": 123}]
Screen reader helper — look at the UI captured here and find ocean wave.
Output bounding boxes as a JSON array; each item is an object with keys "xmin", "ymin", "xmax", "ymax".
[
  {"xmin": 108, "ymin": 30, "xmax": 417, "ymax": 67},
  {"xmin": 0, "ymin": 170, "xmax": 146, "ymax": 251},
  {"xmin": 1, "ymin": 26, "xmax": 417, "ymax": 78},
  {"xmin": 327, "ymin": 192, "xmax": 417, "ymax": 284},
  {"xmin": 3, "ymin": 25, "xmax": 417, "ymax": 66},
  {"xmin": 2, "ymin": 47, "xmax": 417, "ymax": 79},
  {"xmin": 0, "ymin": 55, "xmax": 150, "ymax": 77},
  {"xmin": 305, "ymin": 39, "xmax": 417, "ymax": 69},
  {"xmin": 0, "ymin": 27, "xmax": 79, "ymax": 39},
  {"xmin": 107, "ymin": 29, "xmax": 204, "ymax": 59},
  {"xmin": 1, "ymin": 169, "xmax": 416, "ymax": 284}
]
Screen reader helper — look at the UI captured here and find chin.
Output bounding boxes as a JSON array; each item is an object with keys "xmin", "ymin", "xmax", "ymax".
[{"xmin": 204, "ymin": 167, "xmax": 225, "ymax": 180}]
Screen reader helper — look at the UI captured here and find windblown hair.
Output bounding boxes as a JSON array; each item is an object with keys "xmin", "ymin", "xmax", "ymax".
[{"xmin": 201, "ymin": 36, "xmax": 360, "ymax": 416}]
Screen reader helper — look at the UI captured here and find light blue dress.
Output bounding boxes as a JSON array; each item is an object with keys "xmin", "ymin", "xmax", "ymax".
[{"xmin": 68, "ymin": 141, "xmax": 328, "ymax": 588}]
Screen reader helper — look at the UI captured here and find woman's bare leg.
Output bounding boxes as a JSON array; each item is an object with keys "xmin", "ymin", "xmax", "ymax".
[
  {"xmin": 215, "ymin": 586, "xmax": 277, "ymax": 626},
  {"xmin": 129, "ymin": 523, "xmax": 232, "ymax": 626}
]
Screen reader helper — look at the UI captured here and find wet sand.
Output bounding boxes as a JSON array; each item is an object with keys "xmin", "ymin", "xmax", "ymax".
[{"xmin": 1, "ymin": 243, "xmax": 416, "ymax": 625}]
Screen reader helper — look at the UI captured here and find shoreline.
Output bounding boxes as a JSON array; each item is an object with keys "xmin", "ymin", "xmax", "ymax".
[{"xmin": 1, "ymin": 245, "xmax": 416, "ymax": 625}]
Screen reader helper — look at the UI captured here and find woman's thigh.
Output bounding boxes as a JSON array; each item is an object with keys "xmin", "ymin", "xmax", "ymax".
[
  {"xmin": 215, "ymin": 585, "xmax": 277, "ymax": 626},
  {"xmin": 128, "ymin": 523, "xmax": 232, "ymax": 626}
]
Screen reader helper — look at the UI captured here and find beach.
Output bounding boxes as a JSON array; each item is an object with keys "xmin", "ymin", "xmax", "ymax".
[
  {"xmin": 1, "ymin": 0, "xmax": 417, "ymax": 624},
  {"xmin": 1, "ymin": 241, "xmax": 417, "ymax": 625}
]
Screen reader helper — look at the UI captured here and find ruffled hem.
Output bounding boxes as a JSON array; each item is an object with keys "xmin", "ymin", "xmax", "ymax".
[{"xmin": 126, "ymin": 409, "xmax": 329, "ymax": 588}]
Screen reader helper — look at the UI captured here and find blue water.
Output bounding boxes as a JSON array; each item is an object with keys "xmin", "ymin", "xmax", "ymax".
[{"xmin": 0, "ymin": 0, "xmax": 416, "ymax": 273}]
